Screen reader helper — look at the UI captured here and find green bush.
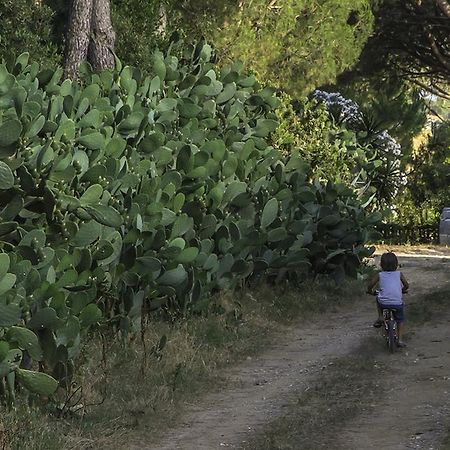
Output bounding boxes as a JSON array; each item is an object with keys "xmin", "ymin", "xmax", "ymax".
[
  {"xmin": 272, "ymin": 94, "xmax": 357, "ymax": 183},
  {"xmin": 0, "ymin": 42, "xmax": 379, "ymax": 403},
  {"xmin": 394, "ymin": 122, "xmax": 450, "ymax": 226},
  {"xmin": 0, "ymin": 0, "xmax": 60, "ymax": 68},
  {"xmin": 111, "ymin": 0, "xmax": 169, "ymax": 70}
]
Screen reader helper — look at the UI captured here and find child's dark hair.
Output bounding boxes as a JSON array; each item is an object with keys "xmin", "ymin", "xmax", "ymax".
[{"xmin": 380, "ymin": 252, "xmax": 398, "ymax": 271}]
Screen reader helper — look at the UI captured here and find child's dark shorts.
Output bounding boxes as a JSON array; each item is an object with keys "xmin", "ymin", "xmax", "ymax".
[{"xmin": 377, "ymin": 301, "xmax": 405, "ymax": 322}]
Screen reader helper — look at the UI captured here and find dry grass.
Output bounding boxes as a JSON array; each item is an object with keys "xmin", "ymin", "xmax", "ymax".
[
  {"xmin": 410, "ymin": 286, "xmax": 450, "ymax": 448},
  {"xmin": 0, "ymin": 407, "xmax": 64, "ymax": 450},
  {"xmin": 4, "ymin": 279, "xmax": 365, "ymax": 450}
]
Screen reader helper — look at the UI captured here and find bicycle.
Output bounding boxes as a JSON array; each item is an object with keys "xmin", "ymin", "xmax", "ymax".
[
  {"xmin": 382, "ymin": 307, "xmax": 398, "ymax": 353},
  {"xmin": 368, "ymin": 290, "xmax": 404, "ymax": 353}
]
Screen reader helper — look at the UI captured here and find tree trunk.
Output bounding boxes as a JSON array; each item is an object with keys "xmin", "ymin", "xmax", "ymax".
[
  {"xmin": 64, "ymin": 0, "xmax": 94, "ymax": 80},
  {"xmin": 156, "ymin": 3, "xmax": 168, "ymax": 37},
  {"xmin": 64, "ymin": 0, "xmax": 115, "ymax": 79},
  {"xmin": 89, "ymin": 0, "xmax": 116, "ymax": 72}
]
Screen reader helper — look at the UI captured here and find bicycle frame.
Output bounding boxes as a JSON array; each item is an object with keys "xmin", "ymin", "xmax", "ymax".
[{"xmin": 382, "ymin": 308, "xmax": 398, "ymax": 353}]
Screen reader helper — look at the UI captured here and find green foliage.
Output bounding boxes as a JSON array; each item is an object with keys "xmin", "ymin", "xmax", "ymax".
[
  {"xmin": 272, "ymin": 92, "xmax": 405, "ymax": 210},
  {"xmin": 2, "ymin": 0, "xmax": 373, "ymax": 98},
  {"xmin": 111, "ymin": 0, "xmax": 172, "ymax": 72},
  {"xmin": 272, "ymin": 95, "xmax": 356, "ymax": 182},
  {"xmin": 333, "ymin": 74, "xmax": 427, "ymax": 155},
  {"xmin": 173, "ymin": 0, "xmax": 374, "ymax": 96},
  {"xmin": 332, "ymin": 0, "xmax": 449, "ymax": 106},
  {"xmin": 0, "ymin": 0, "xmax": 60, "ymax": 68},
  {"xmin": 369, "ymin": 0, "xmax": 450, "ymax": 93},
  {"xmin": 0, "ymin": 42, "xmax": 379, "ymax": 403},
  {"xmin": 394, "ymin": 122, "xmax": 450, "ymax": 226}
]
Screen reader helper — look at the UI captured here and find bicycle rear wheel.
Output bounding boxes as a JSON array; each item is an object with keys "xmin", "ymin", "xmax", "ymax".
[{"xmin": 387, "ymin": 320, "xmax": 396, "ymax": 353}]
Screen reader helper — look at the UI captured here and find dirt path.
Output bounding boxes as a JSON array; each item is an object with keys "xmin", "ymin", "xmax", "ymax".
[
  {"xmin": 334, "ymin": 253, "xmax": 450, "ymax": 450},
  {"xmin": 137, "ymin": 249, "xmax": 450, "ymax": 450},
  {"xmin": 335, "ymin": 314, "xmax": 450, "ymax": 450}
]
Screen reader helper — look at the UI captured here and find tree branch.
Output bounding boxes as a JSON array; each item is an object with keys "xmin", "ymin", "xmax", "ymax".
[
  {"xmin": 432, "ymin": 82, "xmax": 450, "ymax": 97},
  {"xmin": 424, "ymin": 102, "xmax": 449, "ymax": 123},
  {"xmin": 436, "ymin": 0, "xmax": 450, "ymax": 19},
  {"xmin": 407, "ymin": 77, "xmax": 450, "ymax": 100},
  {"xmin": 426, "ymin": 29, "xmax": 450, "ymax": 71}
]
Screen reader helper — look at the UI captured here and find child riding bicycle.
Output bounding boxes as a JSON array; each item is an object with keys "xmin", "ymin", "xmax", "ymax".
[{"xmin": 367, "ymin": 252, "xmax": 409, "ymax": 348}]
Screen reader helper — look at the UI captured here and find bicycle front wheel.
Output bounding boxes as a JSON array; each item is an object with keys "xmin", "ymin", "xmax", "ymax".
[{"xmin": 387, "ymin": 320, "xmax": 396, "ymax": 353}]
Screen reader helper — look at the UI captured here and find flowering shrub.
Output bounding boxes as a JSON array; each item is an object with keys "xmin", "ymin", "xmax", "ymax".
[
  {"xmin": 312, "ymin": 90, "xmax": 404, "ymax": 207},
  {"xmin": 311, "ymin": 90, "xmax": 362, "ymax": 127}
]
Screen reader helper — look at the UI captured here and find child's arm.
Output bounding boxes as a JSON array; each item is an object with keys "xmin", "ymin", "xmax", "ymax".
[
  {"xmin": 400, "ymin": 272, "xmax": 409, "ymax": 293},
  {"xmin": 366, "ymin": 273, "xmax": 379, "ymax": 294}
]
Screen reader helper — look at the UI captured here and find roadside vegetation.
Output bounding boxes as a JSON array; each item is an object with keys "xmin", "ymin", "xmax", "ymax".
[{"xmin": 0, "ymin": 279, "xmax": 365, "ymax": 449}]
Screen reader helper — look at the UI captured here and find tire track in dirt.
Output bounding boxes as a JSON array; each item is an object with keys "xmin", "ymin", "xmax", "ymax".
[{"xmin": 134, "ymin": 250, "xmax": 450, "ymax": 450}]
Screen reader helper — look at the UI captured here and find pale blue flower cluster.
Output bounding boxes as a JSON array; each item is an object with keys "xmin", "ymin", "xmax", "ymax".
[
  {"xmin": 312, "ymin": 90, "xmax": 362, "ymax": 126},
  {"xmin": 312, "ymin": 90, "xmax": 402, "ymax": 158},
  {"xmin": 376, "ymin": 130, "xmax": 402, "ymax": 157}
]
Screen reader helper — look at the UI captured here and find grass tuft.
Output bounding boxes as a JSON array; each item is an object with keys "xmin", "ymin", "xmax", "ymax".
[{"xmin": 0, "ymin": 407, "xmax": 64, "ymax": 450}]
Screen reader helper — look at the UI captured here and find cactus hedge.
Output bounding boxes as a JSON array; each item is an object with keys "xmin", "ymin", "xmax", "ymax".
[{"xmin": 0, "ymin": 42, "xmax": 380, "ymax": 401}]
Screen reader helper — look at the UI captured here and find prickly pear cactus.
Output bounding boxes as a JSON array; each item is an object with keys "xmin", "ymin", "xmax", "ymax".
[{"xmin": 0, "ymin": 43, "xmax": 379, "ymax": 402}]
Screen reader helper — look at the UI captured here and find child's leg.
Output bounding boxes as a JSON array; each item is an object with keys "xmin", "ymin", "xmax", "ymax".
[
  {"xmin": 397, "ymin": 321, "xmax": 405, "ymax": 340},
  {"xmin": 396, "ymin": 305, "xmax": 406, "ymax": 346},
  {"xmin": 397, "ymin": 321, "xmax": 407, "ymax": 347},
  {"xmin": 373, "ymin": 301, "xmax": 383, "ymax": 327},
  {"xmin": 376, "ymin": 302, "xmax": 383, "ymax": 319}
]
